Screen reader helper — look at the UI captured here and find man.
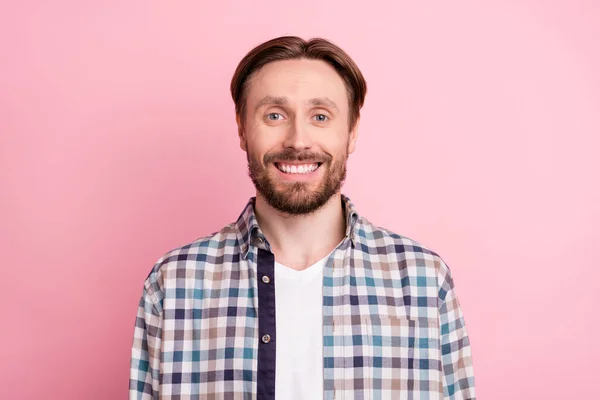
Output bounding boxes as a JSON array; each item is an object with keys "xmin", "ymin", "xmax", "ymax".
[{"xmin": 130, "ymin": 36, "xmax": 475, "ymax": 399}]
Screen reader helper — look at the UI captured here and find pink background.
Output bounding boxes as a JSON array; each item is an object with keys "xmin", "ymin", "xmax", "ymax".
[{"xmin": 1, "ymin": 1, "xmax": 598, "ymax": 399}]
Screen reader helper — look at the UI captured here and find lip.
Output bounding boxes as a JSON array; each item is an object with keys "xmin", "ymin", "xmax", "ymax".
[
  {"xmin": 273, "ymin": 161, "xmax": 323, "ymax": 166},
  {"xmin": 273, "ymin": 162, "xmax": 322, "ymax": 182}
]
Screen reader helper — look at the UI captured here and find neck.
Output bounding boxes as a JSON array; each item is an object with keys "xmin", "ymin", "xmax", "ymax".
[{"xmin": 254, "ymin": 192, "xmax": 346, "ymax": 271}]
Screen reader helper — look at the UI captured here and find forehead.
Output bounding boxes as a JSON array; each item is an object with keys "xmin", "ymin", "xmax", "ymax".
[{"xmin": 246, "ymin": 59, "xmax": 349, "ymax": 109}]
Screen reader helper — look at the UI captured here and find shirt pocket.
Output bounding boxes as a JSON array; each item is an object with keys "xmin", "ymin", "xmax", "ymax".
[{"xmin": 365, "ymin": 315, "xmax": 441, "ymax": 397}]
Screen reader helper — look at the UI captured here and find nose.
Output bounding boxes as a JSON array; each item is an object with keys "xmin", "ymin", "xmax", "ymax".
[{"xmin": 282, "ymin": 118, "xmax": 313, "ymax": 150}]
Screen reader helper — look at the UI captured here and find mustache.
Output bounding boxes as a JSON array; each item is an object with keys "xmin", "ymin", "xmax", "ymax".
[{"xmin": 264, "ymin": 150, "xmax": 331, "ymax": 164}]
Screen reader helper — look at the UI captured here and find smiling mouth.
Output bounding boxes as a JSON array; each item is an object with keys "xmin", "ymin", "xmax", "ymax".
[{"xmin": 274, "ymin": 162, "xmax": 322, "ymax": 174}]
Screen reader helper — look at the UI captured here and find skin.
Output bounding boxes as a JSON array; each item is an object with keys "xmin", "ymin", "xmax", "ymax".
[{"xmin": 237, "ymin": 58, "xmax": 359, "ymax": 270}]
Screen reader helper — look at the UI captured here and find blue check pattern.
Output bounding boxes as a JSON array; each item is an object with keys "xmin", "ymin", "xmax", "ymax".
[{"xmin": 130, "ymin": 195, "xmax": 476, "ymax": 399}]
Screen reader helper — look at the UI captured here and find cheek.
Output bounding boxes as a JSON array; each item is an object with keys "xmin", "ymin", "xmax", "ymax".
[
  {"xmin": 247, "ymin": 129, "xmax": 283, "ymax": 153},
  {"xmin": 246, "ymin": 138, "xmax": 277, "ymax": 163},
  {"xmin": 322, "ymin": 132, "xmax": 350, "ymax": 155}
]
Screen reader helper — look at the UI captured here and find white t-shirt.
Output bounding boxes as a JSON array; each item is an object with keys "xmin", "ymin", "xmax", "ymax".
[{"xmin": 274, "ymin": 253, "xmax": 331, "ymax": 400}]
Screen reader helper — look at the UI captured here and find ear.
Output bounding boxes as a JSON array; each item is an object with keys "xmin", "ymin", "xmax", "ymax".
[
  {"xmin": 347, "ymin": 116, "xmax": 360, "ymax": 155},
  {"xmin": 236, "ymin": 114, "xmax": 247, "ymax": 152}
]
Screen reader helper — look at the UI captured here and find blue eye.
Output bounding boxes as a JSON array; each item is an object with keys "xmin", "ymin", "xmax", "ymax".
[
  {"xmin": 267, "ymin": 113, "xmax": 284, "ymax": 121},
  {"xmin": 314, "ymin": 114, "xmax": 328, "ymax": 122}
]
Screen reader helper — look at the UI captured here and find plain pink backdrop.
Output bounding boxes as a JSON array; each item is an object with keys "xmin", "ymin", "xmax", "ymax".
[{"xmin": 1, "ymin": 1, "xmax": 598, "ymax": 399}]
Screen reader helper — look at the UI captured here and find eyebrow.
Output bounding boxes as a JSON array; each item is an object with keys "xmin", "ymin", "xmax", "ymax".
[
  {"xmin": 254, "ymin": 96, "xmax": 340, "ymax": 112},
  {"xmin": 308, "ymin": 97, "xmax": 339, "ymax": 112},
  {"xmin": 255, "ymin": 96, "xmax": 288, "ymax": 111}
]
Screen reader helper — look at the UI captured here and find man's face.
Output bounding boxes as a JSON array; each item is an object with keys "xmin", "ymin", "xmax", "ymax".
[{"xmin": 238, "ymin": 59, "xmax": 358, "ymax": 215}]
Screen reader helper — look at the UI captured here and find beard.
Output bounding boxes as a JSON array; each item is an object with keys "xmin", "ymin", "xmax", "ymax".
[{"xmin": 247, "ymin": 146, "xmax": 348, "ymax": 215}]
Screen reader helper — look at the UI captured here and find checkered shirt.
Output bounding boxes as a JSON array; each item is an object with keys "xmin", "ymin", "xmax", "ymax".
[{"xmin": 129, "ymin": 195, "xmax": 476, "ymax": 399}]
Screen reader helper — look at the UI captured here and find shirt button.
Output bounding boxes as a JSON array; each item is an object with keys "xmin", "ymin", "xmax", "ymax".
[
  {"xmin": 261, "ymin": 275, "xmax": 270, "ymax": 284},
  {"xmin": 257, "ymin": 237, "xmax": 264, "ymax": 244},
  {"xmin": 261, "ymin": 334, "xmax": 271, "ymax": 344}
]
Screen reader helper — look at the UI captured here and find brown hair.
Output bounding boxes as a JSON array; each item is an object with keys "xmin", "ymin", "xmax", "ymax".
[{"xmin": 230, "ymin": 36, "xmax": 367, "ymax": 130}]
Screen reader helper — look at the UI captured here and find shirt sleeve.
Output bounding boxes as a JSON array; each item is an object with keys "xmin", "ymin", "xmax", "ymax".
[
  {"xmin": 438, "ymin": 264, "xmax": 476, "ymax": 399},
  {"xmin": 129, "ymin": 283, "xmax": 162, "ymax": 400}
]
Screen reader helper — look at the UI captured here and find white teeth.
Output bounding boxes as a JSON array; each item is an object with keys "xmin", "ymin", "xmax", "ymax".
[{"xmin": 277, "ymin": 163, "xmax": 319, "ymax": 174}]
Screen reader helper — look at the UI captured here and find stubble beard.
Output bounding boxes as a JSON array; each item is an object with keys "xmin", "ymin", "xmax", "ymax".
[{"xmin": 247, "ymin": 147, "xmax": 348, "ymax": 215}]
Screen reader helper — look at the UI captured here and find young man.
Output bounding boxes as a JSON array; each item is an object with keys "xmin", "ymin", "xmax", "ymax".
[{"xmin": 130, "ymin": 36, "xmax": 476, "ymax": 399}]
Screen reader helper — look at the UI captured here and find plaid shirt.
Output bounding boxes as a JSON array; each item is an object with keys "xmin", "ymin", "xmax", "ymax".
[{"xmin": 130, "ymin": 195, "xmax": 475, "ymax": 399}]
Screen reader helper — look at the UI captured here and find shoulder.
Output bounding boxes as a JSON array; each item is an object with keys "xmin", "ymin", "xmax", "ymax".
[
  {"xmin": 356, "ymin": 216, "xmax": 452, "ymax": 280},
  {"xmin": 141, "ymin": 223, "xmax": 239, "ymax": 304}
]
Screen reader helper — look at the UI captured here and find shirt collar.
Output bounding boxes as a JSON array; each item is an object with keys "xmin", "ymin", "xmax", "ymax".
[{"xmin": 235, "ymin": 194, "xmax": 361, "ymax": 259}]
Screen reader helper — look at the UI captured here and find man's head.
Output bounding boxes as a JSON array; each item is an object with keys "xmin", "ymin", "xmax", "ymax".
[{"xmin": 231, "ymin": 36, "xmax": 367, "ymax": 215}]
